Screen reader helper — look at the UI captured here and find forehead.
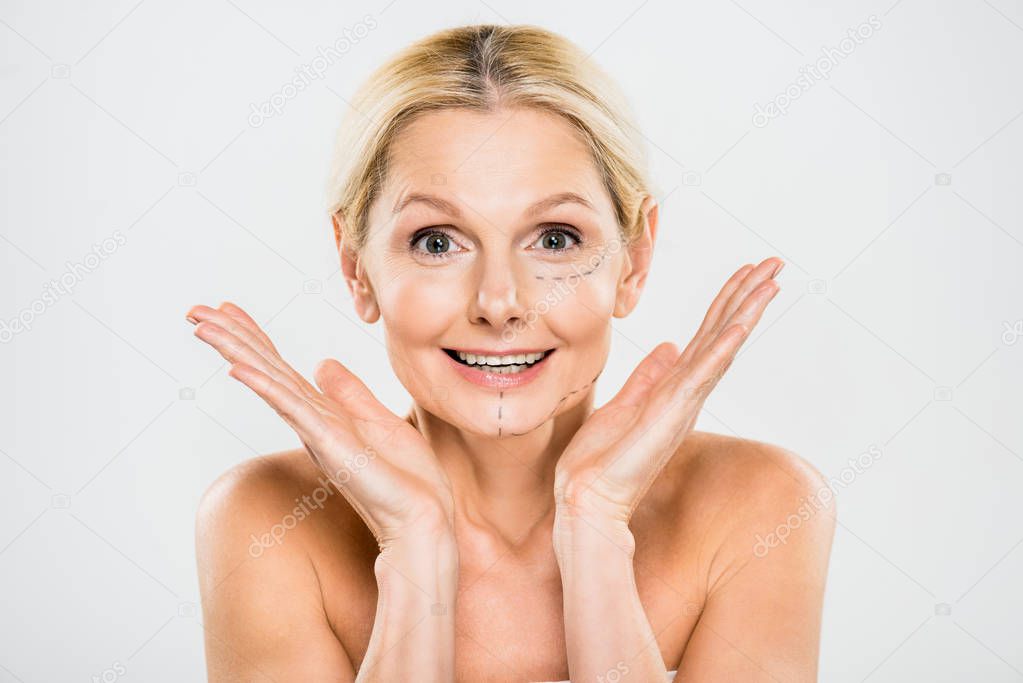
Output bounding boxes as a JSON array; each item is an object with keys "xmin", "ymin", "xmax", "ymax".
[{"xmin": 380, "ymin": 106, "xmax": 613, "ymax": 216}]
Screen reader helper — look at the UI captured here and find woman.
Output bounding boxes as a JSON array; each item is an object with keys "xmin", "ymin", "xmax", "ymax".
[{"xmin": 187, "ymin": 24, "xmax": 835, "ymax": 682}]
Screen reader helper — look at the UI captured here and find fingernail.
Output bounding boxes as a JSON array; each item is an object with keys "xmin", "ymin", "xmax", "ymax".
[
  {"xmin": 772, "ymin": 261, "xmax": 785, "ymax": 278},
  {"xmin": 186, "ymin": 315, "xmax": 199, "ymax": 325}
]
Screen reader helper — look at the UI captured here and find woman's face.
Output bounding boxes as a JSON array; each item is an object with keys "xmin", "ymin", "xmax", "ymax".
[{"xmin": 344, "ymin": 106, "xmax": 654, "ymax": 438}]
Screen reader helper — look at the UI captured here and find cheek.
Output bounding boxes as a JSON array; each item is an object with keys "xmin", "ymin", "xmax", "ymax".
[
  {"xmin": 376, "ymin": 267, "xmax": 468, "ymax": 342},
  {"xmin": 372, "ymin": 252, "xmax": 622, "ymax": 347},
  {"xmin": 530, "ymin": 259, "xmax": 621, "ymax": 338}
]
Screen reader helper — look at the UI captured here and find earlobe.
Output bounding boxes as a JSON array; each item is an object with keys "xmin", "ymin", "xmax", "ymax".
[
  {"xmin": 336, "ymin": 215, "xmax": 381, "ymax": 324},
  {"xmin": 352, "ymin": 285, "xmax": 381, "ymax": 324}
]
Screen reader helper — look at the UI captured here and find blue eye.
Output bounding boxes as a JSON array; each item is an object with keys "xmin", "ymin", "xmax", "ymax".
[
  {"xmin": 409, "ymin": 225, "xmax": 581, "ymax": 260},
  {"xmin": 532, "ymin": 225, "xmax": 581, "ymax": 251},
  {"xmin": 411, "ymin": 230, "xmax": 464, "ymax": 258}
]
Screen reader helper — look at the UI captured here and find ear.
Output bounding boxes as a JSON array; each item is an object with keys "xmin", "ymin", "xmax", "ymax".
[
  {"xmin": 334, "ymin": 212, "xmax": 381, "ymax": 324},
  {"xmin": 613, "ymin": 195, "xmax": 658, "ymax": 318}
]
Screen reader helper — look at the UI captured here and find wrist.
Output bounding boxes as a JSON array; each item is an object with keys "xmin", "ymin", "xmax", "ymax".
[
  {"xmin": 553, "ymin": 471, "xmax": 633, "ymax": 524},
  {"xmin": 380, "ymin": 499, "xmax": 456, "ymax": 545},
  {"xmin": 375, "ymin": 530, "xmax": 459, "ymax": 610},
  {"xmin": 553, "ymin": 504, "xmax": 636, "ymax": 563},
  {"xmin": 379, "ymin": 523, "xmax": 458, "ymax": 563}
]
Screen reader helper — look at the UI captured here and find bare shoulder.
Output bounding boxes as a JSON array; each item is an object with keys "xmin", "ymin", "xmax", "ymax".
[
  {"xmin": 639, "ymin": 431, "xmax": 836, "ymax": 577},
  {"xmin": 195, "ymin": 449, "xmax": 374, "ymax": 680},
  {"xmin": 637, "ymin": 432, "xmax": 836, "ymax": 679},
  {"xmin": 196, "ymin": 447, "xmax": 377, "ymax": 598},
  {"xmin": 687, "ymin": 431, "xmax": 830, "ymax": 508},
  {"xmin": 646, "ymin": 430, "xmax": 832, "ymax": 511},
  {"xmin": 196, "ymin": 448, "xmax": 371, "ymax": 550},
  {"xmin": 196, "ymin": 449, "xmax": 314, "ymax": 544}
]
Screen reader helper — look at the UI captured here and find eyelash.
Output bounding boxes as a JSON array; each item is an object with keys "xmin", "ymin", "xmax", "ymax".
[{"xmin": 409, "ymin": 224, "xmax": 583, "ymax": 260}]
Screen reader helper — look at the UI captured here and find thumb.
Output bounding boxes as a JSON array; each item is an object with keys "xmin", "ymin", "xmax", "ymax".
[{"xmin": 609, "ymin": 342, "xmax": 680, "ymax": 409}]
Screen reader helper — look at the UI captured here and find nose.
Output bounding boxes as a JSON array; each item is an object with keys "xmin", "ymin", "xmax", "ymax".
[{"xmin": 467, "ymin": 250, "xmax": 528, "ymax": 331}]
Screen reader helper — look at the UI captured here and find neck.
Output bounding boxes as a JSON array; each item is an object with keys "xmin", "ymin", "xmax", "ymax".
[{"xmin": 406, "ymin": 390, "xmax": 595, "ymax": 552}]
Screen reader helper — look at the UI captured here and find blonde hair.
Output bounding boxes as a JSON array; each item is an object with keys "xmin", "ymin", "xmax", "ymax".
[{"xmin": 324, "ymin": 24, "xmax": 653, "ymax": 253}]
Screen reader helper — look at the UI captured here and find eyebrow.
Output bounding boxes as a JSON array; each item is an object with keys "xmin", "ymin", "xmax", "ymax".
[{"xmin": 392, "ymin": 191, "xmax": 596, "ymax": 219}]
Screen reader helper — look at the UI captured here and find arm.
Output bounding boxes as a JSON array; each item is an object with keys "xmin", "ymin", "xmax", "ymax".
[
  {"xmin": 196, "ymin": 463, "xmax": 355, "ymax": 681},
  {"xmin": 555, "ymin": 447, "xmax": 835, "ymax": 682},
  {"xmin": 358, "ymin": 524, "xmax": 459, "ymax": 682},
  {"xmin": 551, "ymin": 257, "xmax": 790, "ymax": 679},
  {"xmin": 553, "ymin": 504, "xmax": 667, "ymax": 682},
  {"xmin": 196, "ymin": 461, "xmax": 459, "ymax": 683},
  {"xmin": 187, "ymin": 301, "xmax": 461, "ymax": 681},
  {"xmin": 673, "ymin": 449, "xmax": 835, "ymax": 680}
]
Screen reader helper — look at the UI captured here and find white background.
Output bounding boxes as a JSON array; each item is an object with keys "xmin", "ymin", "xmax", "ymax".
[{"xmin": 2, "ymin": 0, "xmax": 1022, "ymax": 680}]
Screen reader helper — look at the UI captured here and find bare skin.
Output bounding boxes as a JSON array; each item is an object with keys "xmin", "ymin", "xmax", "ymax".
[
  {"xmin": 189, "ymin": 106, "xmax": 836, "ymax": 682},
  {"xmin": 196, "ymin": 432, "xmax": 832, "ymax": 682}
]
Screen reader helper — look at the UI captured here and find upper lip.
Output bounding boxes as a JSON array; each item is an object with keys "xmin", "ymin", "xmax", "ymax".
[{"xmin": 444, "ymin": 347, "xmax": 554, "ymax": 356}]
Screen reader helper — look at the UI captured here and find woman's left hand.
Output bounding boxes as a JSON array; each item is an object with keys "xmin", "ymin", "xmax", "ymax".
[{"xmin": 553, "ymin": 256, "xmax": 784, "ymax": 526}]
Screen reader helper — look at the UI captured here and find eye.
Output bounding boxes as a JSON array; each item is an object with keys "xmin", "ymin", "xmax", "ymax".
[
  {"xmin": 531, "ymin": 225, "xmax": 581, "ymax": 251},
  {"xmin": 410, "ymin": 229, "xmax": 465, "ymax": 258}
]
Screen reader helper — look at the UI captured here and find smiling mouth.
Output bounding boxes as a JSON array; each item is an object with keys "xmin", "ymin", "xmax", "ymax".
[{"xmin": 442, "ymin": 348, "xmax": 555, "ymax": 375}]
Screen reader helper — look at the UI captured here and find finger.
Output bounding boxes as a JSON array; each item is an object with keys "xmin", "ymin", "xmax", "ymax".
[
  {"xmin": 711, "ymin": 258, "xmax": 782, "ymax": 339},
  {"xmin": 189, "ymin": 304, "xmax": 278, "ymax": 357},
  {"xmin": 687, "ymin": 263, "xmax": 753, "ymax": 346},
  {"xmin": 590, "ymin": 333, "xmax": 736, "ymax": 496},
  {"xmin": 675, "ymin": 279, "xmax": 777, "ymax": 392},
  {"xmin": 194, "ymin": 321, "xmax": 307, "ymax": 396},
  {"xmin": 729, "ymin": 278, "xmax": 779, "ymax": 334},
  {"xmin": 314, "ymin": 358, "xmax": 391, "ymax": 422},
  {"xmin": 647, "ymin": 322, "xmax": 748, "ymax": 439},
  {"xmin": 218, "ymin": 301, "xmax": 280, "ymax": 354},
  {"xmin": 697, "ymin": 271, "xmax": 780, "ymax": 366},
  {"xmin": 680, "ymin": 257, "xmax": 781, "ymax": 367},
  {"xmin": 599, "ymin": 287, "xmax": 778, "ymax": 500},
  {"xmin": 691, "ymin": 322, "xmax": 747, "ymax": 398},
  {"xmin": 228, "ymin": 362, "xmax": 333, "ymax": 447},
  {"xmin": 609, "ymin": 342, "xmax": 680, "ymax": 409},
  {"xmin": 674, "ymin": 263, "xmax": 752, "ymax": 368},
  {"xmin": 189, "ymin": 304, "xmax": 315, "ymax": 395},
  {"xmin": 230, "ymin": 362, "xmax": 391, "ymax": 507},
  {"xmin": 599, "ymin": 335, "xmax": 738, "ymax": 496}
]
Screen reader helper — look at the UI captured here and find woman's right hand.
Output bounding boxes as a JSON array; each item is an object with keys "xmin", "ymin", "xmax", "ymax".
[{"xmin": 185, "ymin": 301, "xmax": 455, "ymax": 548}]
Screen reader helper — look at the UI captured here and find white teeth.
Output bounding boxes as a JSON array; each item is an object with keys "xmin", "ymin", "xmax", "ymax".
[
  {"xmin": 478, "ymin": 364, "xmax": 523, "ymax": 374},
  {"xmin": 455, "ymin": 350, "xmax": 548, "ymax": 366}
]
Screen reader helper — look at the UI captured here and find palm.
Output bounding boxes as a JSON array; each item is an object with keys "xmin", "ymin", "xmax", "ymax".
[
  {"xmin": 186, "ymin": 301, "xmax": 454, "ymax": 543},
  {"xmin": 302, "ymin": 393, "xmax": 454, "ymax": 534},
  {"xmin": 555, "ymin": 257, "xmax": 784, "ymax": 520}
]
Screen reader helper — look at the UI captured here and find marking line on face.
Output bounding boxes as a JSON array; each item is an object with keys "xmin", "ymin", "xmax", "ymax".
[
  {"xmin": 504, "ymin": 370, "xmax": 601, "ymax": 437},
  {"xmin": 532, "ymin": 246, "xmax": 611, "ymax": 281}
]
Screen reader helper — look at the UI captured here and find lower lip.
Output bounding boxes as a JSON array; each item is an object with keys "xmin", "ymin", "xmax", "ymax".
[{"xmin": 443, "ymin": 350, "xmax": 554, "ymax": 389}]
